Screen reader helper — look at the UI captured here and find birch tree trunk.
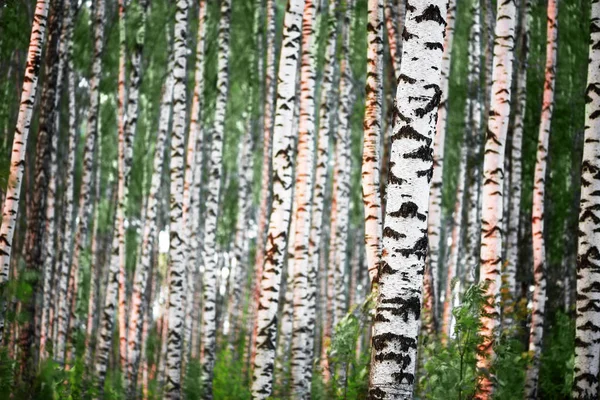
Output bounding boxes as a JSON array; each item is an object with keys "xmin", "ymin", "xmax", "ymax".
[
  {"xmin": 39, "ymin": 0, "xmax": 74, "ymax": 362},
  {"xmin": 476, "ymin": 0, "xmax": 517, "ymax": 395},
  {"xmin": 503, "ymin": 0, "xmax": 532, "ymax": 329},
  {"xmin": 0, "ymin": 0, "xmax": 50, "ymax": 342},
  {"xmin": 333, "ymin": 0, "xmax": 354, "ymax": 328},
  {"xmin": 426, "ymin": 0, "xmax": 456, "ymax": 325},
  {"xmin": 94, "ymin": 0, "xmax": 130, "ymax": 387},
  {"xmin": 362, "ymin": 0, "xmax": 384, "ymax": 286},
  {"xmin": 58, "ymin": 0, "xmax": 105, "ymax": 361},
  {"xmin": 253, "ymin": 0, "xmax": 277, "ymax": 303},
  {"xmin": 288, "ymin": 1, "xmax": 319, "ymax": 394},
  {"xmin": 164, "ymin": 0, "xmax": 190, "ymax": 397},
  {"xmin": 126, "ymin": 30, "xmax": 175, "ymax": 393},
  {"xmin": 21, "ymin": 0, "xmax": 64, "ymax": 370},
  {"xmin": 199, "ymin": 0, "xmax": 232, "ymax": 395},
  {"xmin": 182, "ymin": 0, "xmax": 206, "ymax": 370},
  {"xmin": 367, "ymin": 0, "xmax": 447, "ymax": 397},
  {"xmin": 251, "ymin": 0, "xmax": 304, "ymax": 396},
  {"xmin": 524, "ymin": 0, "xmax": 557, "ymax": 396},
  {"xmin": 572, "ymin": 0, "xmax": 600, "ymax": 397},
  {"xmin": 463, "ymin": 3, "xmax": 482, "ymax": 287},
  {"xmin": 308, "ymin": 0, "xmax": 338, "ymax": 384}
]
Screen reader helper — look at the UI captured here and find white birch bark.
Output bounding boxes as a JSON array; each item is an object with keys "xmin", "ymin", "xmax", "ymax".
[
  {"xmin": 573, "ymin": 0, "xmax": 600, "ymax": 398},
  {"xmin": 362, "ymin": 0, "xmax": 384, "ymax": 286},
  {"xmin": 182, "ymin": 0, "xmax": 206, "ymax": 369},
  {"xmin": 426, "ymin": 0, "xmax": 456, "ymax": 324},
  {"xmin": 367, "ymin": 0, "xmax": 447, "ymax": 397},
  {"xmin": 524, "ymin": 0, "xmax": 557, "ymax": 395},
  {"xmin": 126, "ymin": 31, "xmax": 175, "ymax": 391},
  {"xmin": 251, "ymin": 0, "xmax": 304, "ymax": 396},
  {"xmin": 0, "ymin": 0, "xmax": 50, "ymax": 341},
  {"xmin": 503, "ymin": 0, "xmax": 532, "ymax": 328},
  {"xmin": 289, "ymin": 0, "xmax": 318, "ymax": 395},
  {"xmin": 59, "ymin": 0, "xmax": 105, "ymax": 362},
  {"xmin": 164, "ymin": 0, "xmax": 190, "ymax": 397},
  {"xmin": 463, "ymin": 3, "xmax": 482, "ymax": 287},
  {"xmin": 476, "ymin": 0, "xmax": 517, "ymax": 395},
  {"xmin": 199, "ymin": 0, "xmax": 232, "ymax": 395}
]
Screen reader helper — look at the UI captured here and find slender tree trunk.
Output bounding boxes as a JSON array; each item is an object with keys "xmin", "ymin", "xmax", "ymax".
[
  {"xmin": 182, "ymin": 0, "xmax": 206, "ymax": 371},
  {"xmin": 476, "ymin": 0, "xmax": 517, "ymax": 395},
  {"xmin": 58, "ymin": 0, "xmax": 105, "ymax": 362},
  {"xmin": 573, "ymin": 0, "xmax": 600, "ymax": 398},
  {"xmin": 94, "ymin": 0, "xmax": 130, "ymax": 388},
  {"xmin": 503, "ymin": 0, "xmax": 532, "ymax": 330},
  {"xmin": 426, "ymin": 0, "xmax": 457, "ymax": 327},
  {"xmin": 0, "ymin": 0, "xmax": 50, "ymax": 342},
  {"xmin": 199, "ymin": 0, "xmax": 231, "ymax": 395},
  {"xmin": 524, "ymin": 0, "xmax": 557, "ymax": 396},
  {"xmin": 20, "ymin": 0, "xmax": 64, "ymax": 372},
  {"xmin": 228, "ymin": 115, "xmax": 255, "ymax": 346},
  {"xmin": 38, "ymin": 0, "xmax": 74, "ymax": 362},
  {"xmin": 164, "ymin": 0, "xmax": 190, "ymax": 397},
  {"xmin": 126, "ymin": 27, "xmax": 175, "ymax": 393},
  {"xmin": 309, "ymin": 0, "xmax": 338, "ymax": 384},
  {"xmin": 252, "ymin": 0, "xmax": 277, "ymax": 319},
  {"xmin": 289, "ymin": 0, "xmax": 319, "ymax": 395},
  {"xmin": 333, "ymin": 0, "xmax": 354, "ymax": 329},
  {"xmin": 441, "ymin": 106, "xmax": 469, "ymax": 341},
  {"xmin": 251, "ymin": 0, "xmax": 304, "ymax": 396},
  {"xmin": 367, "ymin": 0, "xmax": 447, "ymax": 397},
  {"xmin": 384, "ymin": 0, "xmax": 401, "ymax": 80},
  {"xmin": 463, "ymin": 3, "xmax": 482, "ymax": 288},
  {"xmin": 362, "ymin": 0, "xmax": 384, "ymax": 286}
]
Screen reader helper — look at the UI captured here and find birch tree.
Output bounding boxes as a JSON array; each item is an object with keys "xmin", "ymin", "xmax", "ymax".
[
  {"xmin": 426, "ymin": 0, "xmax": 456, "ymax": 322},
  {"xmin": 476, "ymin": 0, "xmax": 517, "ymax": 395},
  {"xmin": 362, "ymin": 0, "xmax": 384, "ymax": 286},
  {"xmin": 524, "ymin": 0, "xmax": 557, "ymax": 396},
  {"xmin": 164, "ymin": 0, "xmax": 190, "ymax": 397},
  {"xmin": 0, "ymin": 0, "xmax": 50, "ymax": 341},
  {"xmin": 503, "ymin": 0, "xmax": 532, "ymax": 328},
  {"xmin": 251, "ymin": 0, "xmax": 304, "ymax": 396},
  {"xmin": 367, "ymin": 0, "xmax": 447, "ymax": 397},
  {"xmin": 573, "ymin": 0, "xmax": 600, "ymax": 397},
  {"xmin": 289, "ymin": 0, "xmax": 318, "ymax": 394}
]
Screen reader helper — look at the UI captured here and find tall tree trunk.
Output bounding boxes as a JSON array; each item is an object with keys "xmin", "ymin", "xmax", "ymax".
[
  {"xmin": 164, "ymin": 0, "xmax": 190, "ymax": 397},
  {"xmin": 476, "ymin": 0, "xmax": 517, "ymax": 395},
  {"xmin": 126, "ymin": 25, "xmax": 175, "ymax": 393},
  {"xmin": 384, "ymin": 0, "xmax": 401, "ymax": 80},
  {"xmin": 524, "ymin": 0, "xmax": 557, "ymax": 396},
  {"xmin": 289, "ymin": 0, "xmax": 318, "ymax": 395},
  {"xmin": 463, "ymin": 3, "xmax": 482, "ymax": 288},
  {"xmin": 182, "ymin": 0, "xmax": 206, "ymax": 371},
  {"xmin": 426, "ymin": 0, "xmax": 457, "ymax": 328},
  {"xmin": 573, "ymin": 0, "xmax": 600, "ymax": 398},
  {"xmin": 94, "ymin": 0, "xmax": 129, "ymax": 387},
  {"xmin": 58, "ymin": 0, "xmax": 105, "ymax": 362},
  {"xmin": 199, "ymin": 0, "xmax": 231, "ymax": 395},
  {"xmin": 333, "ymin": 0, "xmax": 354, "ymax": 329},
  {"xmin": 362, "ymin": 0, "xmax": 384, "ymax": 286},
  {"xmin": 367, "ymin": 0, "xmax": 447, "ymax": 397},
  {"xmin": 251, "ymin": 0, "xmax": 304, "ymax": 396},
  {"xmin": 38, "ymin": 0, "xmax": 74, "ymax": 362},
  {"xmin": 0, "ymin": 0, "xmax": 50, "ymax": 342},
  {"xmin": 20, "ymin": 0, "xmax": 64, "ymax": 372},
  {"xmin": 252, "ymin": 0, "xmax": 277, "ymax": 323},
  {"xmin": 503, "ymin": 0, "xmax": 532, "ymax": 330},
  {"xmin": 228, "ymin": 113, "xmax": 255, "ymax": 346}
]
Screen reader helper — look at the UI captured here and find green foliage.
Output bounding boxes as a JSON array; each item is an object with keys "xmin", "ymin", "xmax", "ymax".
[
  {"xmin": 420, "ymin": 284, "xmax": 486, "ymax": 400},
  {"xmin": 538, "ymin": 311, "xmax": 575, "ymax": 399},
  {"xmin": 213, "ymin": 347, "xmax": 251, "ymax": 400}
]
